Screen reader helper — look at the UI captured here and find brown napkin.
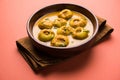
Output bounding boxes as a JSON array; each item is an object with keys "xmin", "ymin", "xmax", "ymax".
[{"xmin": 16, "ymin": 16, "xmax": 113, "ymax": 73}]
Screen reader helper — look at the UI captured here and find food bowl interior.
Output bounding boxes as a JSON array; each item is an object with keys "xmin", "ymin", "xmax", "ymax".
[{"xmin": 27, "ymin": 3, "xmax": 98, "ymax": 49}]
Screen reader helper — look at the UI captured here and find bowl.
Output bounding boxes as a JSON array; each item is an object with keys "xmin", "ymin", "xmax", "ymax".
[{"xmin": 27, "ymin": 3, "xmax": 98, "ymax": 57}]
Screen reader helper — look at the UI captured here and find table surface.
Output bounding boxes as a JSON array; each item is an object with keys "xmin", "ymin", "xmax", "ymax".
[{"xmin": 0, "ymin": 0, "xmax": 120, "ymax": 80}]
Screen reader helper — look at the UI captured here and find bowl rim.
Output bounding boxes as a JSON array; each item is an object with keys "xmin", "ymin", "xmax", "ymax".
[{"xmin": 26, "ymin": 3, "xmax": 99, "ymax": 49}]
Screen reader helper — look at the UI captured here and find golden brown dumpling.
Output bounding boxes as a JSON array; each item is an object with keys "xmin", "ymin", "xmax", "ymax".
[
  {"xmin": 53, "ymin": 18, "xmax": 67, "ymax": 28},
  {"xmin": 38, "ymin": 29, "xmax": 55, "ymax": 42},
  {"xmin": 51, "ymin": 35, "xmax": 69, "ymax": 47},
  {"xmin": 69, "ymin": 17, "xmax": 87, "ymax": 28},
  {"xmin": 58, "ymin": 9, "xmax": 73, "ymax": 20},
  {"xmin": 38, "ymin": 18, "xmax": 53, "ymax": 29},
  {"xmin": 57, "ymin": 26, "xmax": 73, "ymax": 36},
  {"xmin": 72, "ymin": 27, "xmax": 89, "ymax": 40}
]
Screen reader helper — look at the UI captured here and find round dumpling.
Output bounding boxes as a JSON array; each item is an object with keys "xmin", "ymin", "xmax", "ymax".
[
  {"xmin": 58, "ymin": 9, "xmax": 73, "ymax": 19},
  {"xmin": 72, "ymin": 27, "xmax": 89, "ymax": 40},
  {"xmin": 69, "ymin": 17, "xmax": 87, "ymax": 28},
  {"xmin": 38, "ymin": 29, "xmax": 55, "ymax": 42},
  {"xmin": 38, "ymin": 18, "xmax": 53, "ymax": 29},
  {"xmin": 51, "ymin": 35, "xmax": 69, "ymax": 47},
  {"xmin": 53, "ymin": 18, "xmax": 67, "ymax": 28},
  {"xmin": 57, "ymin": 26, "xmax": 73, "ymax": 36}
]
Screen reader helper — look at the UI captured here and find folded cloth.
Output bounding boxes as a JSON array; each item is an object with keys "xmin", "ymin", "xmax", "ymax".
[{"xmin": 16, "ymin": 16, "xmax": 114, "ymax": 73}]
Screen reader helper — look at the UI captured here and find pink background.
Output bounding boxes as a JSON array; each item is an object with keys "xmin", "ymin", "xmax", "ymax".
[{"xmin": 0, "ymin": 0, "xmax": 120, "ymax": 80}]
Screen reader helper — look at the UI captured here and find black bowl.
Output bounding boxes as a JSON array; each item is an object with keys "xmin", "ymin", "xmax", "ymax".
[{"xmin": 27, "ymin": 3, "xmax": 98, "ymax": 57}]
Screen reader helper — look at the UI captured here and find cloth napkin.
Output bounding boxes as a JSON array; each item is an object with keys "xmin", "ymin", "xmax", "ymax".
[{"xmin": 16, "ymin": 16, "xmax": 114, "ymax": 73}]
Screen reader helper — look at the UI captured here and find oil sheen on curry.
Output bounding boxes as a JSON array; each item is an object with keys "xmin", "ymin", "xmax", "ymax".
[{"xmin": 33, "ymin": 9, "xmax": 94, "ymax": 47}]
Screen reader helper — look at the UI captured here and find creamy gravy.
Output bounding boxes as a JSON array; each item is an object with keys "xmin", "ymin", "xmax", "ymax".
[{"xmin": 32, "ymin": 11, "xmax": 94, "ymax": 48}]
